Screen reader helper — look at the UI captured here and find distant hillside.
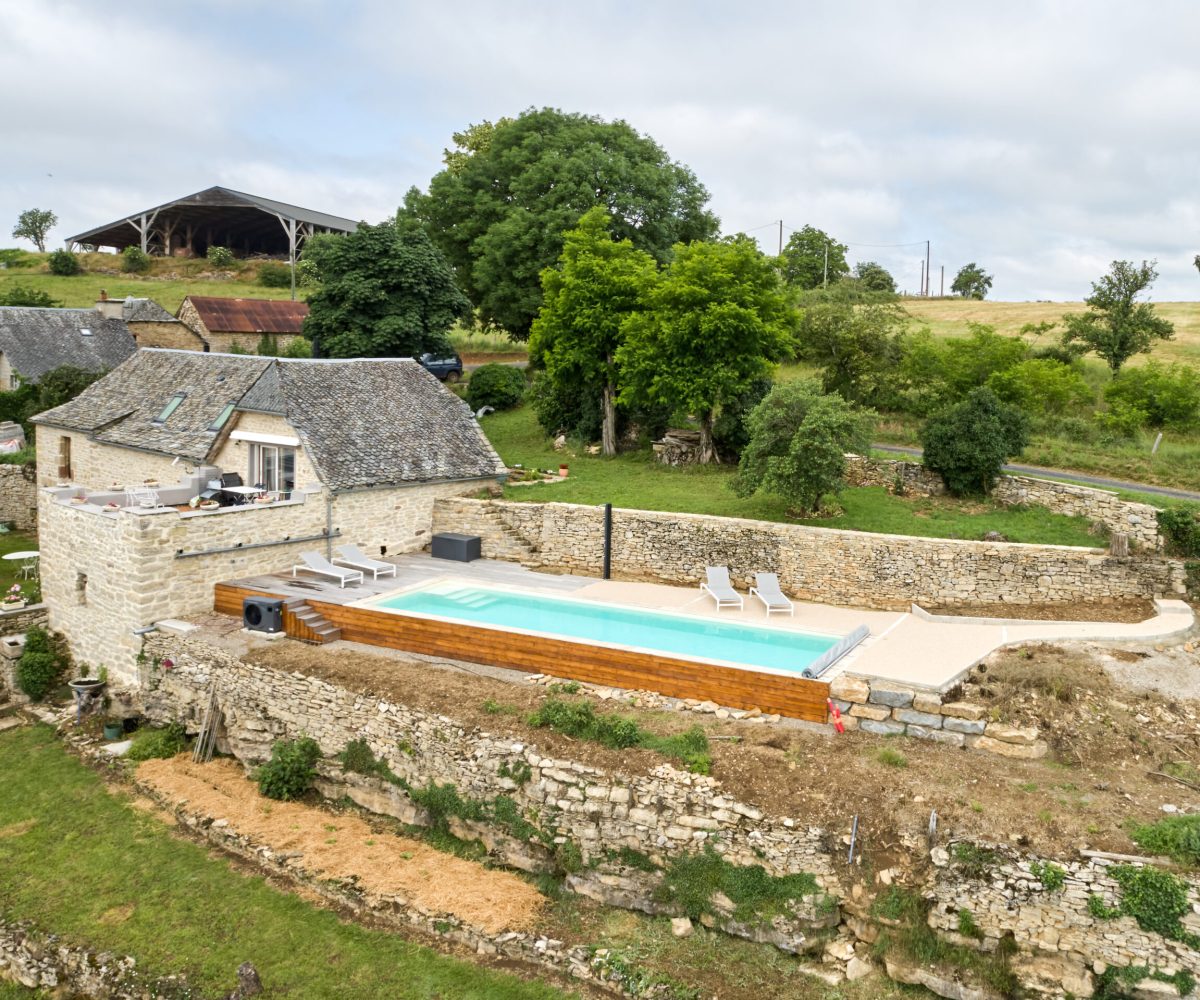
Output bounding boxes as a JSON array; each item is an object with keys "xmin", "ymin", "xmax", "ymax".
[
  {"xmin": 0, "ymin": 251, "xmax": 300, "ymax": 313},
  {"xmin": 901, "ymin": 297, "xmax": 1200, "ymax": 365}
]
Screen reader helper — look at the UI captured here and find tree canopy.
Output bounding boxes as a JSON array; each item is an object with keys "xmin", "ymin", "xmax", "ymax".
[
  {"xmin": 616, "ymin": 236, "xmax": 795, "ymax": 463},
  {"xmin": 950, "ymin": 263, "xmax": 993, "ymax": 300},
  {"xmin": 301, "ymin": 220, "xmax": 470, "ymax": 359},
  {"xmin": 0, "ymin": 285, "xmax": 62, "ymax": 308},
  {"xmin": 921, "ymin": 387, "xmax": 1029, "ymax": 496},
  {"xmin": 1061, "ymin": 259, "xmax": 1174, "ymax": 373},
  {"xmin": 852, "ymin": 261, "xmax": 896, "ymax": 294},
  {"xmin": 796, "ymin": 292, "xmax": 907, "ymax": 407},
  {"xmin": 732, "ymin": 379, "xmax": 873, "ymax": 515},
  {"xmin": 778, "ymin": 226, "xmax": 848, "ymax": 289},
  {"xmin": 12, "ymin": 208, "xmax": 56, "ymax": 253},
  {"xmin": 529, "ymin": 208, "xmax": 658, "ymax": 455},
  {"xmin": 405, "ymin": 108, "xmax": 718, "ymax": 340}
]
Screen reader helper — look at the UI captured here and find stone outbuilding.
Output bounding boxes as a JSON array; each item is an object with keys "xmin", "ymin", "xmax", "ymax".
[
  {"xmin": 0, "ymin": 306, "xmax": 136, "ymax": 390},
  {"xmin": 31, "ymin": 349, "xmax": 507, "ymax": 678},
  {"xmin": 178, "ymin": 295, "xmax": 309, "ymax": 354}
]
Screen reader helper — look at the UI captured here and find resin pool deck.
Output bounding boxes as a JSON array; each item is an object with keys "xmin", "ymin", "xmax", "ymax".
[{"xmin": 219, "ymin": 553, "xmax": 1194, "ymax": 693}]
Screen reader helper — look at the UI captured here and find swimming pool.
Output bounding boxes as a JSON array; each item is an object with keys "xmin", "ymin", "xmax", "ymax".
[{"xmin": 370, "ymin": 581, "xmax": 843, "ymax": 675}]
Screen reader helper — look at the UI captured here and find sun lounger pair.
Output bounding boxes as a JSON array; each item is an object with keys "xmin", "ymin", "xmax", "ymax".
[
  {"xmin": 701, "ymin": 566, "xmax": 794, "ymax": 616},
  {"xmin": 291, "ymin": 546, "xmax": 397, "ymax": 588}
]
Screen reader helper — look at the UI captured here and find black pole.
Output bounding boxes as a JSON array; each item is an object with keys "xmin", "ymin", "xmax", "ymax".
[{"xmin": 603, "ymin": 503, "xmax": 612, "ymax": 580}]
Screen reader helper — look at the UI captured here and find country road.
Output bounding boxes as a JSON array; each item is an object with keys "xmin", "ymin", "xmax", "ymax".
[{"xmin": 873, "ymin": 444, "xmax": 1200, "ymax": 502}]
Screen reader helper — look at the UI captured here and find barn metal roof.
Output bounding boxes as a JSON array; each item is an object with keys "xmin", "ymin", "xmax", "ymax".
[
  {"xmin": 64, "ymin": 186, "xmax": 359, "ymax": 252},
  {"xmin": 185, "ymin": 296, "xmax": 309, "ymax": 334}
]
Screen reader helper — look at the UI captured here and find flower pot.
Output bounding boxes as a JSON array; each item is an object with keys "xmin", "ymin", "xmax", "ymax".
[
  {"xmin": 0, "ymin": 601, "xmax": 24, "ymax": 612},
  {"xmin": 558, "ymin": 465, "xmax": 569, "ymax": 478},
  {"xmin": 199, "ymin": 501, "xmax": 220, "ymax": 511},
  {"xmin": 68, "ymin": 678, "xmax": 106, "ymax": 695},
  {"xmin": 103, "ymin": 722, "xmax": 124, "ymax": 741}
]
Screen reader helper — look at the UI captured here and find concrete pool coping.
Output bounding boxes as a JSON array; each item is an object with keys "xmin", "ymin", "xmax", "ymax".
[{"xmin": 225, "ymin": 554, "xmax": 1195, "ymax": 694}]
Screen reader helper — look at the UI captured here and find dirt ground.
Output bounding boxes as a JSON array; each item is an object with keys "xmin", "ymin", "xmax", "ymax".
[
  {"xmin": 925, "ymin": 598, "xmax": 1157, "ymax": 623},
  {"xmin": 243, "ymin": 633, "xmax": 1200, "ymax": 864},
  {"xmin": 136, "ymin": 755, "xmax": 544, "ymax": 934}
]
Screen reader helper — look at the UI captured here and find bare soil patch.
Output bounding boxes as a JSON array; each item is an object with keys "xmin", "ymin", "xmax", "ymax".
[
  {"xmin": 244, "ymin": 637, "xmax": 1200, "ymax": 862},
  {"xmin": 136, "ymin": 755, "xmax": 545, "ymax": 934},
  {"xmin": 925, "ymin": 598, "xmax": 1156, "ymax": 623}
]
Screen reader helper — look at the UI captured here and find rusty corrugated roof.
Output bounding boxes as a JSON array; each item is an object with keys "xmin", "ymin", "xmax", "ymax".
[{"xmin": 186, "ymin": 296, "xmax": 309, "ymax": 334}]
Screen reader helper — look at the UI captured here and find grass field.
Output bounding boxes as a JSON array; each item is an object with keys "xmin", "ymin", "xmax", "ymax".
[
  {"xmin": 483, "ymin": 406, "xmax": 1104, "ymax": 546},
  {"xmin": 0, "ymin": 725, "xmax": 573, "ymax": 1000},
  {"xmin": 901, "ymin": 297, "xmax": 1200, "ymax": 365}
]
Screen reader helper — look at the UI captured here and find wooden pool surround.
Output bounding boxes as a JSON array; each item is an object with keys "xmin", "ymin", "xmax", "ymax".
[{"xmin": 215, "ymin": 582, "xmax": 832, "ymax": 723}]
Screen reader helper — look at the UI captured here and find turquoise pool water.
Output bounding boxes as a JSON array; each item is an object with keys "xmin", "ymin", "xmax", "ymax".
[{"xmin": 374, "ymin": 582, "xmax": 838, "ymax": 674}]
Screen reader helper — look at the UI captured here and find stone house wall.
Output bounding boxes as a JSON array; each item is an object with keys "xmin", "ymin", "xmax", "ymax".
[
  {"xmin": 0, "ymin": 465, "xmax": 38, "ymax": 532},
  {"xmin": 34, "ymin": 426, "xmax": 184, "ymax": 489},
  {"xmin": 127, "ymin": 320, "xmax": 205, "ymax": 351},
  {"xmin": 177, "ymin": 299, "xmax": 304, "ymax": 354},
  {"xmin": 210, "ymin": 412, "xmax": 323, "ymax": 493},
  {"xmin": 844, "ymin": 456, "xmax": 1161, "ymax": 550},
  {"xmin": 432, "ymin": 498, "xmax": 1185, "ymax": 610},
  {"xmin": 38, "ymin": 477, "xmax": 495, "ymax": 680}
]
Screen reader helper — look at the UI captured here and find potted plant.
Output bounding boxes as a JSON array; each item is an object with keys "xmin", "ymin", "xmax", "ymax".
[
  {"xmin": 68, "ymin": 663, "xmax": 107, "ymax": 696},
  {"xmin": 1, "ymin": 584, "xmax": 26, "ymax": 611},
  {"xmin": 558, "ymin": 463, "xmax": 569, "ymax": 478},
  {"xmin": 199, "ymin": 499, "xmax": 220, "ymax": 511}
]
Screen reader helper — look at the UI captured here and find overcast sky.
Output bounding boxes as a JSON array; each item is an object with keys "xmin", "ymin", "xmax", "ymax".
[{"xmin": 5, "ymin": 0, "xmax": 1199, "ymax": 301}]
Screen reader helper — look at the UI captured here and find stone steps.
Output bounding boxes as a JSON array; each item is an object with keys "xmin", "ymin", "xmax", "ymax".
[{"xmin": 289, "ymin": 602, "xmax": 341, "ymax": 644}]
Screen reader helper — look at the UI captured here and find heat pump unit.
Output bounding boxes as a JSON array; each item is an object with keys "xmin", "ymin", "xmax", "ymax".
[{"xmin": 242, "ymin": 596, "xmax": 283, "ymax": 633}]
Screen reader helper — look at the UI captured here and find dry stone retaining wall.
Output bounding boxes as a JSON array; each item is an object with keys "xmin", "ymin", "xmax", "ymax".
[
  {"xmin": 432, "ymin": 498, "xmax": 1185, "ymax": 610},
  {"xmin": 0, "ymin": 464, "xmax": 38, "ymax": 533},
  {"xmin": 845, "ymin": 455, "xmax": 1162, "ymax": 550}
]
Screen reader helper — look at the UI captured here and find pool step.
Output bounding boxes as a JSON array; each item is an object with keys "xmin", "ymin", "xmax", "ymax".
[{"xmin": 287, "ymin": 600, "xmax": 341, "ymax": 644}]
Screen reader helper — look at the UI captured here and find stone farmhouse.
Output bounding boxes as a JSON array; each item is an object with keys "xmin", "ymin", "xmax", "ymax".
[
  {"xmin": 177, "ymin": 296, "xmax": 309, "ymax": 354},
  {"xmin": 31, "ymin": 349, "xmax": 506, "ymax": 680},
  {"xmin": 0, "ymin": 306, "xmax": 136, "ymax": 390}
]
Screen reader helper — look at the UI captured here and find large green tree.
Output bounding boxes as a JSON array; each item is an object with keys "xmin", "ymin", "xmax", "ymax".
[
  {"xmin": 852, "ymin": 260, "xmax": 896, "ymax": 294},
  {"xmin": 921, "ymin": 387, "xmax": 1029, "ymax": 496},
  {"xmin": 616, "ymin": 236, "xmax": 795, "ymax": 463},
  {"xmin": 302, "ymin": 221, "xmax": 470, "ymax": 358},
  {"xmin": 1061, "ymin": 259, "xmax": 1174, "ymax": 373},
  {"xmin": 529, "ymin": 208, "xmax": 658, "ymax": 456},
  {"xmin": 778, "ymin": 225, "xmax": 849, "ymax": 289},
  {"xmin": 12, "ymin": 208, "xmax": 56, "ymax": 253},
  {"xmin": 950, "ymin": 262, "xmax": 993, "ymax": 300},
  {"xmin": 405, "ymin": 108, "xmax": 718, "ymax": 340},
  {"xmin": 797, "ymin": 292, "xmax": 907, "ymax": 407},
  {"xmin": 732, "ymin": 379, "xmax": 873, "ymax": 515}
]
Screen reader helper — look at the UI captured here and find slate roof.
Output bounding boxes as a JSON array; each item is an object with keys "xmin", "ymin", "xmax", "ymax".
[
  {"xmin": 32, "ymin": 350, "xmax": 506, "ymax": 488},
  {"xmin": 121, "ymin": 298, "xmax": 180, "ymax": 324},
  {"xmin": 185, "ymin": 296, "xmax": 309, "ymax": 334},
  {"xmin": 0, "ymin": 308, "xmax": 137, "ymax": 383}
]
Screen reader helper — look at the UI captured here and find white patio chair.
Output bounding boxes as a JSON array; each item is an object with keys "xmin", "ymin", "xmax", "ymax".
[
  {"xmin": 749, "ymin": 572, "xmax": 794, "ymax": 616},
  {"xmin": 291, "ymin": 551, "xmax": 364, "ymax": 588},
  {"xmin": 700, "ymin": 566, "xmax": 743, "ymax": 611},
  {"xmin": 332, "ymin": 544, "xmax": 398, "ymax": 580}
]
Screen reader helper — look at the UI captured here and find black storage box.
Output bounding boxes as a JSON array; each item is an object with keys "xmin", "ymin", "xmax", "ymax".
[
  {"xmin": 431, "ymin": 532, "xmax": 482, "ymax": 562},
  {"xmin": 243, "ymin": 596, "xmax": 284, "ymax": 633}
]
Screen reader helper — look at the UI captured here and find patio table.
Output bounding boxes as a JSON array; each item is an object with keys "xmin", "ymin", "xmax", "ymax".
[{"xmin": 3, "ymin": 550, "xmax": 39, "ymax": 579}]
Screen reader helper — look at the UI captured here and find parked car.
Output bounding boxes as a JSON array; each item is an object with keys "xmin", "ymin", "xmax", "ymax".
[{"xmin": 418, "ymin": 352, "xmax": 464, "ymax": 382}]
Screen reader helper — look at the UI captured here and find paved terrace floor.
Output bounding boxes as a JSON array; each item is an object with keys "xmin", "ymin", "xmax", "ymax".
[{"xmin": 226, "ymin": 554, "xmax": 1195, "ymax": 692}]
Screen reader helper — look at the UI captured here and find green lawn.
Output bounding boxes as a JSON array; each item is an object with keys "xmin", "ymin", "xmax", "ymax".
[
  {"xmin": 0, "ymin": 531, "xmax": 40, "ymax": 603},
  {"xmin": 482, "ymin": 407, "xmax": 1104, "ymax": 546},
  {"xmin": 0, "ymin": 725, "xmax": 573, "ymax": 1000}
]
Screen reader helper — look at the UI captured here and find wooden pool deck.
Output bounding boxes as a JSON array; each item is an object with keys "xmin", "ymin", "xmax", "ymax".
[{"xmin": 214, "ymin": 554, "xmax": 835, "ymax": 722}]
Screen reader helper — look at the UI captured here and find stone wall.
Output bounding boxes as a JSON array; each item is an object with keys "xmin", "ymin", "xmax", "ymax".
[
  {"xmin": 0, "ymin": 464, "xmax": 38, "ymax": 532},
  {"xmin": 128, "ymin": 319, "xmax": 205, "ymax": 351},
  {"xmin": 845, "ymin": 456, "xmax": 1162, "ymax": 550},
  {"xmin": 35, "ymin": 426, "xmax": 185, "ymax": 490},
  {"xmin": 432, "ymin": 498, "xmax": 1186, "ymax": 610},
  {"xmin": 827, "ymin": 674, "xmax": 1048, "ymax": 757},
  {"xmin": 211, "ymin": 411, "xmax": 323, "ymax": 493}
]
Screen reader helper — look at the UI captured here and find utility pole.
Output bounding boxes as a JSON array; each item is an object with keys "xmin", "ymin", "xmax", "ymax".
[
  {"xmin": 778, "ymin": 220, "xmax": 783, "ymax": 257},
  {"xmin": 940, "ymin": 265, "xmax": 944, "ymax": 298},
  {"xmin": 823, "ymin": 244, "xmax": 829, "ymax": 288},
  {"xmin": 925, "ymin": 240, "xmax": 931, "ymax": 297},
  {"xmin": 919, "ymin": 259, "xmax": 925, "ymax": 298}
]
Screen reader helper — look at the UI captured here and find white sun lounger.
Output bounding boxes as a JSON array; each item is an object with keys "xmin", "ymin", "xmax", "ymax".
[
  {"xmin": 333, "ymin": 544, "xmax": 398, "ymax": 580},
  {"xmin": 750, "ymin": 572, "xmax": 794, "ymax": 616},
  {"xmin": 291, "ymin": 550, "xmax": 364, "ymax": 588},
  {"xmin": 700, "ymin": 566, "xmax": 743, "ymax": 611}
]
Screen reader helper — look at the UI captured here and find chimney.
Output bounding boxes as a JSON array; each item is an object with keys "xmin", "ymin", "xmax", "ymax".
[{"xmin": 94, "ymin": 289, "xmax": 123, "ymax": 319}]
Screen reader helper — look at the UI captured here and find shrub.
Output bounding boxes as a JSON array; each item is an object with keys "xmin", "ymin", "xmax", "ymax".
[
  {"xmin": 1093, "ymin": 398, "xmax": 1148, "ymax": 440},
  {"xmin": 1105, "ymin": 361, "xmax": 1200, "ymax": 429},
  {"xmin": 47, "ymin": 249, "xmax": 81, "ymax": 275},
  {"xmin": 206, "ymin": 245, "xmax": 235, "ymax": 267},
  {"xmin": 921, "ymin": 387, "xmax": 1030, "ymax": 496},
  {"xmin": 121, "ymin": 246, "xmax": 151, "ymax": 273},
  {"xmin": 257, "ymin": 736, "xmax": 321, "ymax": 800},
  {"xmin": 0, "ymin": 248, "xmax": 36, "ymax": 268},
  {"xmin": 295, "ymin": 258, "xmax": 321, "ymax": 287},
  {"xmin": 0, "ymin": 284, "xmax": 62, "ymax": 307},
  {"xmin": 466, "ymin": 363, "xmax": 526, "ymax": 411},
  {"xmin": 257, "ymin": 261, "xmax": 292, "ymax": 287},
  {"xmin": 15, "ymin": 626, "xmax": 63, "ymax": 701},
  {"xmin": 986, "ymin": 358, "xmax": 1094, "ymax": 417},
  {"xmin": 126, "ymin": 722, "xmax": 189, "ymax": 762},
  {"xmin": 1029, "ymin": 860, "xmax": 1067, "ymax": 891},
  {"xmin": 1158, "ymin": 505, "xmax": 1200, "ymax": 558}
]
